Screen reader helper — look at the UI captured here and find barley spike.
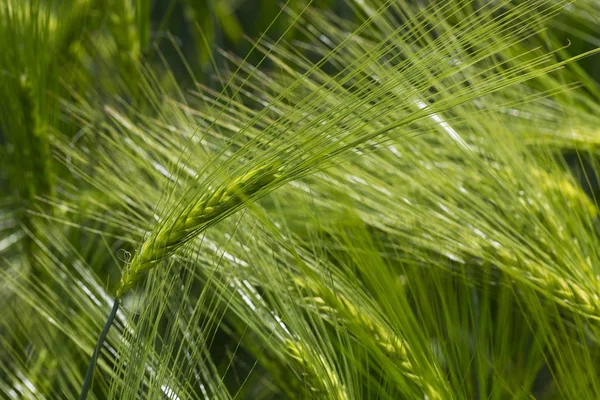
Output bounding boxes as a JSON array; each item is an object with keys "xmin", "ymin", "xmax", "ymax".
[
  {"xmin": 117, "ymin": 164, "xmax": 282, "ymax": 297},
  {"xmin": 294, "ymin": 277, "xmax": 445, "ymax": 399}
]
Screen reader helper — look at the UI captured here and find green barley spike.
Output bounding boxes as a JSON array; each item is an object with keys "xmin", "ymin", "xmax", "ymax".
[
  {"xmin": 80, "ymin": 164, "xmax": 282, "ymax": 399},
  {"xmin": 116, "ymin": 163, "xmax": 283, "ymax": 297}
]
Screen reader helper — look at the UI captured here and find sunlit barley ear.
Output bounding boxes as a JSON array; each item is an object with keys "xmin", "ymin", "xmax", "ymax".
[{"xmin": 116, "ymin": 163, "xmax": 283, "ymax": 297}]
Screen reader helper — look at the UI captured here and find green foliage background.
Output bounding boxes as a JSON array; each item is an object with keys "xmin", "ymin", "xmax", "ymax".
[{"xmin": 1, "ymin": 0, "xmax": 600, "ymax": 399}]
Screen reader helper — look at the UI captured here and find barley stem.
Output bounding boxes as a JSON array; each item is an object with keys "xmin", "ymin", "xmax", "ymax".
[{"xmin": 79, "ymin": 297, "xmax": 119, "ymax": 400}]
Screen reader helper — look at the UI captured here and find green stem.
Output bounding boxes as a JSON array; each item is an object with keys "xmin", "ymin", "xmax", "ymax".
[{"xmin": 79, "ymin": 297, "xmax": 120, "ymax": 400}]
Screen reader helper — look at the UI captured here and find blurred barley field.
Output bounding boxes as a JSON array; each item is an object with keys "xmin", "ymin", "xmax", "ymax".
[{"xmin": 1, "ymin": 0, "xmax": 600, "ymax": 399}]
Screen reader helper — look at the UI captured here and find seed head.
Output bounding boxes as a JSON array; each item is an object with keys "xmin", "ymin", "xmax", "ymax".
[{"xmin": 117, "ymin": 164, "xmax": 282, "ymax": 297}]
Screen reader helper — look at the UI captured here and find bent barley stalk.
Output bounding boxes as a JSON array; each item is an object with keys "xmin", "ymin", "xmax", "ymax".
[
  {"xmin": 117, "ymin": 163, "xmax": 283, "ymax": 297},
  {"xmin": 79, "ymin": 163, "xmax": 283, "ymax": 399}
]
